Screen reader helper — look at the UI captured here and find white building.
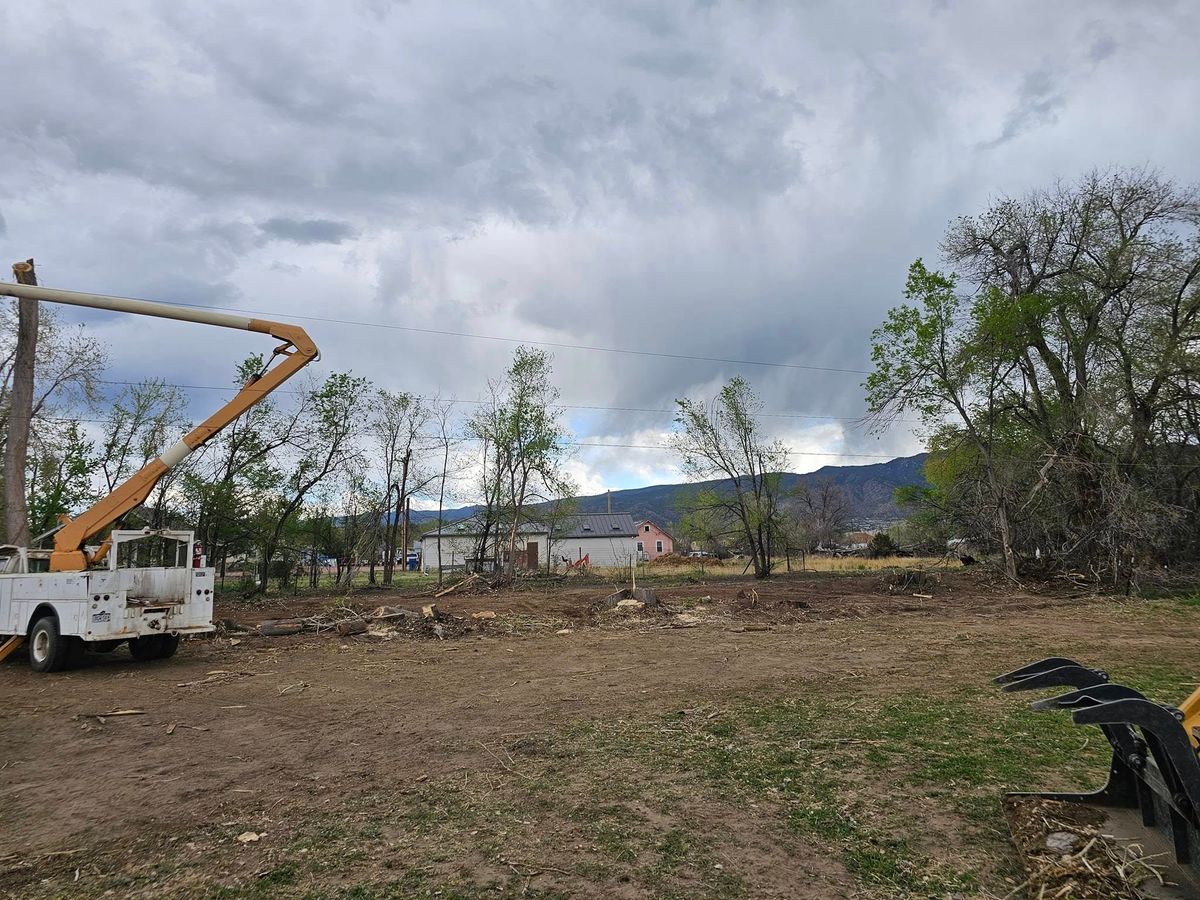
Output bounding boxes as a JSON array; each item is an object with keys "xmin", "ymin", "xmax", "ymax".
[
  {"xmin": 420, "ymin": 513, "xmax": 637, "ymax": 573},
  {"xmin": 553, "ymin": 513, "xmax": 638, "ymax": 568}
]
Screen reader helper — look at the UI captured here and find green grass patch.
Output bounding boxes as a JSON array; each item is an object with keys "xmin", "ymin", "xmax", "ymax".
[{"xmin": 545, "ymin": 660, "xmax": 1196, "ymax": 897}]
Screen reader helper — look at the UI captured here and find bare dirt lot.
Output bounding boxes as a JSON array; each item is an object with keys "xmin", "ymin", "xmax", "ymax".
[{"xmin": 3, "ymin": 572, "xmax": 1197, "ymax": 898}]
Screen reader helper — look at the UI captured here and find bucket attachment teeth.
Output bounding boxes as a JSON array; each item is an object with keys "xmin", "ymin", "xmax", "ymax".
[
  {"xmin": 997, "ymin": 656, "xmax": 1200, "ymax": 878},
  {"xmin": 994, "ymin": 657, "xmax": 1109, "ymax": 692},
  {"xmin": 1028, "ymin": 683, "xmax": 1148, "ymax": 711}
]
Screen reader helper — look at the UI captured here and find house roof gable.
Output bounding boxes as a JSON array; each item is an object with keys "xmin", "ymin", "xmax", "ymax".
[{"xmin": 635, "ymin": 518, "xmax": 676, "ymax": 543}]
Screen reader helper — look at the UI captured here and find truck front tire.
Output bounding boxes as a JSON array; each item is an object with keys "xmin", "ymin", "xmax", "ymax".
[{"xmin": 28, "ymin": 616, "xmax": 80, "ymax": 673}]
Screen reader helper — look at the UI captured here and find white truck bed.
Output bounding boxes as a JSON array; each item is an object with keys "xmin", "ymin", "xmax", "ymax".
[
  {"xmin": 0, "ymin": 529, "xmax": 215, "ymax": 644},
  {"xmin": 0, "ymin": 565, "xmax": 214, "ymax": 641}
]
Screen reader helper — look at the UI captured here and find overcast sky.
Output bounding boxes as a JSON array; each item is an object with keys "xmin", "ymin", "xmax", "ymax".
[{"xmin": 3, "ymin": 1, "xmax": 1198, "ymax": 496}]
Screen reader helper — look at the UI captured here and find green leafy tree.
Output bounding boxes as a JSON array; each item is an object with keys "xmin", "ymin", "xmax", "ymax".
[
  {"xmin": 676, "ymin": 488, "xmax": 735, "ymax": 557},
  {"xmin": 26, "ymin": 421, "xmax": 96, "ymax": 538},
  {"xmin": 177, "ymin": 355, "xmax": 297, "ymax": 579},
  {"xmin": 469, "ymin": 347, "xmax": 574, "ymax": 573},
  {"xmin": 257, "ymin": 372, "xmax": 369, "ymax": 589},
  {"xmin": 868, "ymin": 168, "xmax": 1200, "ymax": 585},
  {"xmin": 867, "ymin": 532, "xmax": 898, "ymax": 558},
  {"xmin": 673, "ymin": 377, "xmax": 788, "ymax": 578}
]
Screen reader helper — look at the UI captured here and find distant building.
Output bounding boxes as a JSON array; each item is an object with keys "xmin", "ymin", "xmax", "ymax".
[
  {"xmin": 844, "ymin": 531, "xmax": 876, "ymax": 551},
  {"xmin": 419, "ymin": 518, "xmax": 546, "ymax": 573},
  {"xmin": 420, "ymin": 513, "xmax": 638, "ymax": 572},
  {"xmin": 555, "ymin": 513, "xmax": 639, "ymax": 568},
  {"xmin": 634, "ymin": 519, "xmax": 674, "ymax": 560}
]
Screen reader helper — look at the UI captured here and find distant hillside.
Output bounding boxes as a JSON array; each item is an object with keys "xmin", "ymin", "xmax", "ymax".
[{"xmin": 412, "ymin": 453, "xmax": 928, "ymax": 530}]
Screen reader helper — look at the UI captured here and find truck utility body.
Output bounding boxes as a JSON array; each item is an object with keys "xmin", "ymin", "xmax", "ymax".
[
  {"xmin": 1, "ymin": 530, "xmax": 214, "ymax": 649},
  {"xmin": 0, "ymin": 275, "xmax": 318, "ymax": 672}
]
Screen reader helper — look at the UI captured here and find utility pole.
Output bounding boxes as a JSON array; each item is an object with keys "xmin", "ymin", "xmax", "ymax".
[{"xmin": 4, "ymin": 260, "xmax": 39, "ymax": 547}]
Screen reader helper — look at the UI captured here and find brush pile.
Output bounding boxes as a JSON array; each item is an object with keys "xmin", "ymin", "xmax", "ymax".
[
  {"xmin": 258, "ymin": 603, "xmax": 486, "ymax": 641},
  {"xmin": 882, "ymin": 568, "xmax": 941, "ymax": 594},
  {"xmin": 1004, "ymin": 797, "xmax": 1170, "ymax": 899},
  {"xmin": 432, "ymin": 572, "xmax": 511, "ymax": 597}
]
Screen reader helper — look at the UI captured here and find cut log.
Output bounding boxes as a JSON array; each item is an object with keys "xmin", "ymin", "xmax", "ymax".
[
  {"xmin": 258, "ymin": 620, "xmax": 306, "ymax": 637},
  {"xmin": 336, "ymin": 619, "xmax": 368, "ymax": 635}
]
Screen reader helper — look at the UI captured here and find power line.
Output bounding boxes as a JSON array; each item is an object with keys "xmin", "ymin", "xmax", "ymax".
[
  {"xmin": 18, "ymin": 412, "xmax": 1200, "ymax": 470},
  {"xmin": 65, "ymin": 295, "xmax": 871, "ymax": 376},
  {"xmin": 18, "ymin": 412, "xmax": 911, "ymax": 461}
]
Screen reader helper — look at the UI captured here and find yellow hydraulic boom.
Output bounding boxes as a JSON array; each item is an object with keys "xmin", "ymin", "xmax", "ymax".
[
  {"xmin": 0, "ymin": 281, "xmax": 318, "ymax": 572},
  {"xmin": 1187, "ymin": 685, "xmax": 1200, "ymax": 750}
]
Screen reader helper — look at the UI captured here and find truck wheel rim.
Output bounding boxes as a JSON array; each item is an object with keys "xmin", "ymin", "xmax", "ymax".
[{"xmin": 32, "ymin": 630, "xmax": 49, "ymax": 663}]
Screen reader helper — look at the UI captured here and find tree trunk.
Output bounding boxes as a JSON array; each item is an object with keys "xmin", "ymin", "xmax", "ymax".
[
  {"xmin": 4, "ymin": 260, "xmax": 39, "ymax": 547},
  {"xmin": 384, "ymin": 451, "xmax": 411, "ymax": 585},
  {"xmin": 437, "ymin": 440, "xmax": 448, "ymax": 586},
  {"xmin": 985, "ymin": 461, "xmax": 1018, "ymax": 581},
  {"xmin": 400, "ymin": 497, "xmax": 410, "ymax": 577}
]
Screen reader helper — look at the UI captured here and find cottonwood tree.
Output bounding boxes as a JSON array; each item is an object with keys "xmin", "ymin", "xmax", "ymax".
[
  {"xmin": 868, "ymin": 167, "xmax": 1200, "ymax": 585},
  {"xmin": 2, "ymin": 260, "xmax": 38, "ymax": 547},
  {"xmin": 372, "ymin": 390, "xmax": 433, "ymax": 584},
  {"xmin": 672, "ymin": 376, "xmax": 788, "ymax": 578},
  {"xmin": 0, "ymin": 297, "xmax": 106, "ymax": 543},
  {"xmin": 429, "ymin": 397, "xmax": 462, "ymax": 584},
  {"xmin": 469, "ymin": 347, "xmax": 574, "ymax": 573},
  {"xmin": 791, "ymin": 479, "xmax": 849, "ymax": 551},
  {"xmin": 257, "ymin": 372, "xmax": 369, "ymax": 588},
  {"xmin": 179, "ymin": 355, "xmax": 304, "ymax": 580},
  {"xmin": 97, "ymin": 379, "xmax": 190, "ymax": 528},
  {"xmin": 866, "ymin": 260, "xmax": 1020, "ymax": 579}
]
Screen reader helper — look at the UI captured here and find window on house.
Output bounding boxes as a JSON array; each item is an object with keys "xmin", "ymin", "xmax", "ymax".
[
  {"xmin": 637, "ymin": 541, "xmax": 644, "ymax": 552},
  {"xmin": 644, "ymin": 525, "xmax": 650, "ymax": 532},
  {"xmin": 656, "ymin": 540, "xmax": 663, "ymax": 553}
]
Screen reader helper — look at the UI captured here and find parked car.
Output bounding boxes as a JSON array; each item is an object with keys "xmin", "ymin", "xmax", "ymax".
[{"xmin": 687, "ymin": 550, "xmax": 712, "ymax": 558}]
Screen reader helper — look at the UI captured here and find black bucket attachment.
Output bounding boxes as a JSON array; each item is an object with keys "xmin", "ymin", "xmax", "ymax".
[{"xmin": 996, "ymin": 657, "xmax": 1200, "ymax": 893}]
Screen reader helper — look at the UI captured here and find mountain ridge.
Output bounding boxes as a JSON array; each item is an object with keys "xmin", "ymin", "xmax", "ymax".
[{"xmin": 411, "ymin": 453, "xmax": 928, "ymax": 531}]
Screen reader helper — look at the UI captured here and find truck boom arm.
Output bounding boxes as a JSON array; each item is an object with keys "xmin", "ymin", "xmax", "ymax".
[{"xmin": 0, "ymin": 282, "xmax": 319, "ymax": 572}]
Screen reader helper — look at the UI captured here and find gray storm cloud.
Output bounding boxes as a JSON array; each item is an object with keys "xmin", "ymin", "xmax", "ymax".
[
  {"xmin": 1, "ymin": 0, "xmax": 1198, "ymax": 486},
  {"xmin": 259, "ymin": 218, "xmax": 358, "ymax": 245}
]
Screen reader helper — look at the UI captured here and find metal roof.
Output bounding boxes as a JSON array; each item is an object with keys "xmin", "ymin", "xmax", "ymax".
[
  {"xmin": 421, "ymin": 512, "xmax": 638, "ymax": 540},
  {"xmin": 559, "ymin": 513, "xmax": 637, "ymax": 539},
  {"xmin": 420, "ymin": 515, "xmax": 545, "ymax": 538}
]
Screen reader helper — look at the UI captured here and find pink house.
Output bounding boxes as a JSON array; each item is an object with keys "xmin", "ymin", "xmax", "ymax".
[{"xmin": 635, "ymin": 520, "xmax": 674, "ymax": 560}]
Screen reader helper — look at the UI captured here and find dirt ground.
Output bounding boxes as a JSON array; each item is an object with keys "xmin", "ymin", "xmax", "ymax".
[{"xmin": 2, "ymin": 571, "xmax": 1197, "ymax": 898}]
